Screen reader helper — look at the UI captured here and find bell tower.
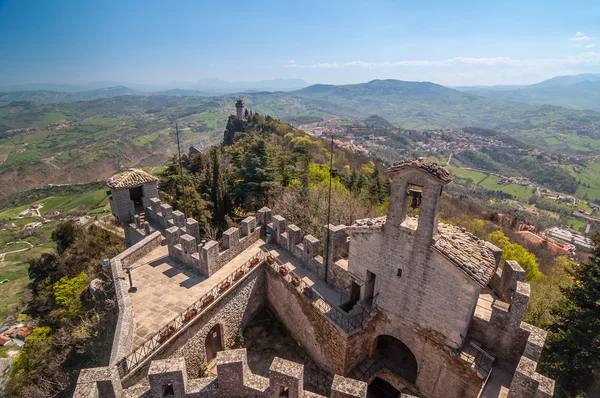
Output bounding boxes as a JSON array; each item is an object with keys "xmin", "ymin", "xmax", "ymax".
[{"xmin": 384, "ymin": 159, "xmax": 451, "ymax": 241}]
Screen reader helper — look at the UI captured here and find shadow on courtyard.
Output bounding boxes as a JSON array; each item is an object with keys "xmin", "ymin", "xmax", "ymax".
[{"xmin": 242, "ymin": 308, "xmax": 334, "ymax": 396}]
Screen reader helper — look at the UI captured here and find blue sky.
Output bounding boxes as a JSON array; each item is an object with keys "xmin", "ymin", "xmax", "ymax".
[{"xmin": 1, "ymin": 0, "xmax": 599, "ymax": 87}]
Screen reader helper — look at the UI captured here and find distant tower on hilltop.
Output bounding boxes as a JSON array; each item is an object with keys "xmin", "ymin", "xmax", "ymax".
[{"xmin": 235, "ymin": 98, "xmax": 244, "ymax": 118}]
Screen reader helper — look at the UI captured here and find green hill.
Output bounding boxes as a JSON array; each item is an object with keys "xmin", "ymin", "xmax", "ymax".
[
  {"xmin": 457, "ymin": 74, "xmax": 600, "ymax": 111},
  {"xmin": 289, "ymin": 79, "xmax": 600, "ymax": 154}
]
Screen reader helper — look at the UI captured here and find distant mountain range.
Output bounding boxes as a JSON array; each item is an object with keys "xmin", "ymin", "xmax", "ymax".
[
  {"xmin": 0, "ymin": 86, "xmax": 143, "ymax": 103},
  {"xmin": 0, "ymin": 78, "xmax": 310, "ymax": 95},
  {"xmin": 455, "ymin": 74, "xmax": 600, "ymax": 111},
  {"xmin": 2, "ymin": 75, "xmax": 600, "ymax": 154}
]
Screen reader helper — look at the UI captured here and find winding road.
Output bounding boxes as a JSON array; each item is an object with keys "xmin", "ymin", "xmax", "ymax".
[{"xmin": 0, "ymin": 241, "xmax": 34, "ymax": 262}]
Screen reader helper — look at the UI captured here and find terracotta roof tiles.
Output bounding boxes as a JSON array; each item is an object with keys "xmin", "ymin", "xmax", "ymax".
[
  {"xmin": 387, "ymin": 158, "xmax": 452, "ymax": 184},
  {"xmin": 106, "ymin": 169, "xmax": 158, "ymax": 189},
  {"xmin": 348, "ymin": 216, "xmax": 497, "ymax": 285}
]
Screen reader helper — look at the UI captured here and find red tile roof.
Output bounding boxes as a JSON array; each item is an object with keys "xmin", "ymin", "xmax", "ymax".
[{"xmin": 4, "ymin": 327, "xmax": 33, "ymax": 340}]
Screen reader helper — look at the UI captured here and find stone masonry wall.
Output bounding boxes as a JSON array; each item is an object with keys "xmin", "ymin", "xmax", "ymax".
[
  {"xmin": 123, "ymin": 267, "xmax": 266, "ymax": 387},
  {"xmin": 110, "ymin": 188, "xmax": 135, "ymax": 224},
  {"xmin": 263, "ymin": 207, "xmax": 350, "ymax": 294},
  {"xmin": 348, "ymin": 230, "xmax": 481, "ymax": 397},
  {"xmin": 265, "ymin": 263, "xmax": 349, "ymax": 375},
  {"xmin": 346, "ymin": 229, "xmax": 480, "ymax": 350},
  {"xmin": 149, "ymin": 198, "xmax": 262, "ymax": 278}
]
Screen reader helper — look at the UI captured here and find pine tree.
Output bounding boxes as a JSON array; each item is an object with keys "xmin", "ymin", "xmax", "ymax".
[
  {"xmin": 540, "ymin": 234, "xmax": 600, "ymax": 397},
  {"xmin": 236, "ymin": 138, "xmax": 274, "ymax": 209},
  {"xmin": 369, "ymin": 167, "xmax": 384, "ymax": 204},
  {"xmin": 300, "ymin": 156, "xmax": 310, "ymax": 199},
  {"xmin": 208, "ymin": 146, "xmax": 229, "ymax": 226}
]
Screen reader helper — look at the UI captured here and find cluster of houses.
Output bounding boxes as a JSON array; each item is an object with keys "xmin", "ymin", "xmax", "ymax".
[
  {"xmin": 4, "ymin": 120, "xmax": 81, "ymax": 136},
  {"xmin": 413, "ymin": 129, "xmax": 508, "ymax": 153},
  {"xmin": 500, "ymin": 175, "xmax": 531, "ymax": 186},
  {"xmin": 17, "ymin": 203, "xmax": 42, "ymax": 218},
  {"xmin": 0, "ymin": 324, "xmax": 32, "ymax": 348}
]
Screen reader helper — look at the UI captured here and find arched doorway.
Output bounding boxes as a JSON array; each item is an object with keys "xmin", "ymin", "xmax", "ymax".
[
  {"xmin": 372, "ymin": 335, "xmax": 418, "ymax": 385},
  {"xmin": 367, "ymin": 377, "xmax": 400, "ymax": 398},
  {"xmin": 205, "ymin": 324, "xmax": 223, "ymax": 362}
]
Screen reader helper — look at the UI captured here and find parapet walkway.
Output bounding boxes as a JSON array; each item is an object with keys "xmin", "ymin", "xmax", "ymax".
[
  {"xmin": 129, "ymin": 240, "xmax": 264, "ymax": 346},
  {"xmin": 265, "ymin": 244, "xmax": 348, "ymax": 308}
]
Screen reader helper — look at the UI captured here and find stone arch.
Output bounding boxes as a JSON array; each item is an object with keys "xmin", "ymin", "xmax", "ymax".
[
  {"xmin": 371, "ymin": 335, "xmax": 418, "ymax": 385},
  {"xmin": 205, "ymin": 324, "xmax": 224, "ymax": 363}
]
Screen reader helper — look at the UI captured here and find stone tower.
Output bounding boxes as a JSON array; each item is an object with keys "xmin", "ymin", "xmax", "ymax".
[
  {"xmin": 107, "ymin": 168, "xmax": 159, "ymax": 224},
  {"xmin": 235, "ymin": 98, "xmax": 244, "ymax": 118}
]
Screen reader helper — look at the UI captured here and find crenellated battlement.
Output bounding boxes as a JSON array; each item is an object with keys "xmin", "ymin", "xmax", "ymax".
[
  {"xmin": 145, "ymin": 198, "xmax": 263, "ymax": 277},
  {"xmin": 73, "ymin": 349, "xmax": 367, "ymax": 398},
  {"xmin": 258, "ymin": 207, "xmax": 351, "ymax": 292}
]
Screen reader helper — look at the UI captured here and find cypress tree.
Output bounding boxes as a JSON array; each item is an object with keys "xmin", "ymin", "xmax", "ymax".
[{"xmin": 236, "ymin": 138, "xmax": 274, "ymax": 209}]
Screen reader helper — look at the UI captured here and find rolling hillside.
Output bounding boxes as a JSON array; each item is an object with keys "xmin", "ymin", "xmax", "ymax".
[{"xmin": 290, "ymin": 79, "xmax": 600, "ymax": 153}]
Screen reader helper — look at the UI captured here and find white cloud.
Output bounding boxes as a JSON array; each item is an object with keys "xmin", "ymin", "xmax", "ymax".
[
  {"xmin": 287, "ymin": 53, "xmax": 600, "ymax": 69},
  {"xmin": 285, "ymin": 60, "xmax": 296, "ymax": 68},
  {"xmin": 571, "ymin": 32, "xmax": 593, "ymax": 41},
  {"xmin": 585, "ymin": 44, "xmax": 596, "ymax": 49}
]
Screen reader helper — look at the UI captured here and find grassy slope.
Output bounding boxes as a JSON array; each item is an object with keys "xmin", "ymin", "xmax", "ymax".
[
  {"xmin": 569, "ymin": 161, "xmax": 600, "ymax": 202},
  {"xmin": 449, "ymin": 166, "xmax": 536, "ymax": 201}
]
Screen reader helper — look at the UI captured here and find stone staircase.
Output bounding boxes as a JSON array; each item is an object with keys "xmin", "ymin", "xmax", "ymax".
[
  {"xmin": 136, "ymin": 208, "xmax": 147, "ymax": 223},
  {"xmin": 351, "ymin": 355, "xmax": 384, "ymax": 381}
]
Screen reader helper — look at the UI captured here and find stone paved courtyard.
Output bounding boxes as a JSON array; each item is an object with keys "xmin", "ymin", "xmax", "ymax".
[{"xmin": 128, "ymin": 240, "xmax": 264, "ymax": 346}]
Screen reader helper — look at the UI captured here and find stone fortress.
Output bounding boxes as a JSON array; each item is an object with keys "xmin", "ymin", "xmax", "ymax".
[{"xmin": 75, "ymin": 159, "xmax": 555, "ymax": 397}]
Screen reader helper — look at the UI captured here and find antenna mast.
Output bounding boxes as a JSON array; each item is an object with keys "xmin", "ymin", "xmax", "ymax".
[
  {"xmin": 324, "ymin": 130, "xmax": 334, "ymax": 284},
  {"xmin": 175, "ymin": 123, "xmax": 188, "ymax": 219}
]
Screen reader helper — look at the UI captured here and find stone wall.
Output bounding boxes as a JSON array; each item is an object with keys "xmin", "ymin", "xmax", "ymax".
[
  {"xmin": 343, "ymin": 309, "xmax": 483, "ymax": 398},
  {"xmin": 468, "ymin": 261, "xmax": 531, "ymax": 365},
  {"xmin": 265, "ymin": 263, "xmax": 350, "ymax": 375},
  {"xmin": 123, "ymin": 267, "xmax": 266, "ymax": 386},
  {"xmin": 74, "ymin": 349, "xmax": 368, "ymax": 398},
  {"xmin": 261, "ymin": 207, "xmax": 349, "ymax": 292},
  {"xmin": 123, "ymin": 224, "xmax": 146, "ymax": 246},
  {"xmin": 110, "ymin": 187, "xmax": 135, "ymax": 224},
  {"xmin": 109, "ymin": 231, "xmax": 164, "ymax": 366},
  {"xmin": 141, "ymin": 182, "xmax": 159, "ymax": 210}
]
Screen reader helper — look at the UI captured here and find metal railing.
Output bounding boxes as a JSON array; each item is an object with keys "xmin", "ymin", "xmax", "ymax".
[
  {"xmin": 303, "ymin": 363, "xmax": 334, "ymax": 396},
  {"xmin": 467, "ymin": 342, "xmax": 494, "ymax": 378},
  {"xmin": 355, "ymin": 355, "xmax": 387, "ymax": 382},
  {"xmin": 265, "ymin": 252, "xmax": 378, "ymax": 334},
  {"xmin": 115, "ymin": 251, "xmax": 266, "ymax": 378}
]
